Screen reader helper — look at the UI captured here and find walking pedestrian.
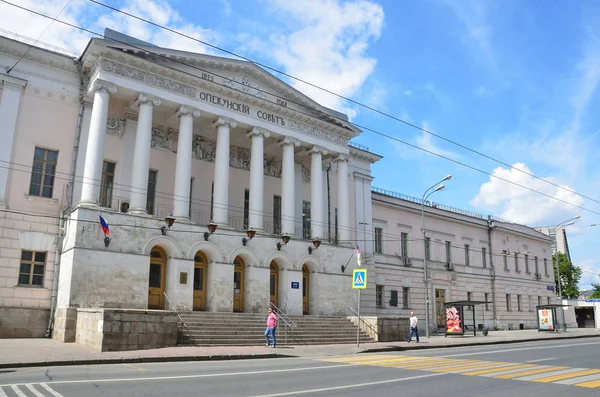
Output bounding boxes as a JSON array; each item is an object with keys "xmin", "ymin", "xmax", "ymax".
[
  {"xmin": 264, "ymin": 307, "xmax": 278, "ymax": 348},
  {"xmin": 407, "ymin": 311, "xmax": 419, "ymax": 343}
]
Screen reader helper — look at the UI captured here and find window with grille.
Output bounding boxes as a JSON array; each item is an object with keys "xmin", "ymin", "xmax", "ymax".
[
  {"xmin": 503, "ymin": 250, "xmax": 508, "ymax": 271},
  {"xmin": 464, "ymin": 244, "xmax": 470, "ymax": 266},
  {"xmin": 374, "ymin": 227, "xmax": 383, "ymax": 254},
  {"xmin": 482, "ymin": 247, "xmax": 487, "ymax": 268},
  {"xmin": 506, "ymin": 294, "xmax": 512, "ymax": 311},
  {"xmin": 302, "ymin": 201, "xmax": 311, "ymax": 239},
  {"xmin": 514, "ymin": 253, "xmax": 519, "ymax": 273},
  {"xmin": 403, "ymin": 287, "xmax": 410, "ymax": 309},
  {"xmin": 525, "ymin": 254, "xmax": 530, "ymax": 274},
  {"xmin": 99, "ymin": 161, "xmax": 115, "ymax": 208},
  {"xmin": 273, "ymin": 195, "xmax": 281, "ymax": 235},
  {"xmin": 243, "ymin": 189, "xmax": 249, "ymax": 229},
  {"xmin": 401, "ymin": 232, "xmax": 408, "ymax": 257},
  {"xmin": 485, "ymin": 293, "xmax": 490, "ymax": 311},
  {"xmin": 446, "ymin": 241, "xmax": 452, "ymax": 263},
  {"xmin": 18, "ymin": 251, "xmax": 46, "ymax": 287},
  {"xmin": 146, "ymin": 170, "xmax": 157, "ymax": 215},
  {"xmin": 544, "ymin": 258, "xmax": 548, "ymax": 276},
  {"xmin": 425, "ymin": 237, "xmax": 431, "ymax": 260},
  {"xmin": 376, "ymin": 285, "xmax": 383, "ymax": 308},
  {"xmin": 390, "ymin": 290, "xmax": 398, "ymax": 307},
  {"xmin": 29, "ymin": 147, "xmax": 58, "ymax": 198}
]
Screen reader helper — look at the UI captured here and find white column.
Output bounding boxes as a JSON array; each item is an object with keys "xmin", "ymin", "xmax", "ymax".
[
  {"xmin": 80, "ymin": 80, "xmax": 117, "ymax": 205},
  {"xmin": 212, "ymin": 117, "xmax": 237, "ymax": 226},
  {"xmin": 173, "ymin": 106, "xmax": 200, "ymax": 219},
  {"xmin": 128, "ymin": 93, "xmax": 161, "ymax": 214},
  {"xmin": 335, "ymin": 155, "xmax": 350, "ymax": 243},
  {"xmin": 247, "ymin": 127, "xmax": 270, "ymax": 231},
  {"xmin": 0, "ymin": 77, "xmax": 26, "ymax": 203},
  {"xmin": 280, "ymin": 137, "xmax": 300, "ymax": 236},
  {"xmin": 309, "ymin": 146, "xmax": 327, "ymax": 240}
]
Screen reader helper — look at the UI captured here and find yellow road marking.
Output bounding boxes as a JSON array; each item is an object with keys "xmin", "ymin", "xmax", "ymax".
[
  {"xmin": 493, "ymin": 366, "xmax": 567, "ymax": 379},
  {"xmin": 322, "ymin": 355, "xmax": 397, "ymax": 363},
  {"xmin": 357, "ymin": 357, "xmax": 433, "ymax": 365},
  {"xmin": 462, "ymin": 364, "xmax": 535, "ymax": 376},
  {"xmin": 387, "ymin": 360, "xmax": 479, "ymax": 370},
  {"xmin": 533, "ymin": 369, "xmax": 600, "ymax": 383},
  {"xmin": 432, "ymin": 361, "xmax": 509, "ymax": 372},
  {"xmin": 575, "ymin": 379, "xmax": 600, "ymax": 388}
]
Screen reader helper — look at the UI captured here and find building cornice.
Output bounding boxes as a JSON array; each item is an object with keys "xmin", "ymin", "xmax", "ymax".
[
  {"xmin": 349, "ymin": 146, "xmax": 383, "ymax": 163},
  {"xmin": 0, "ymin": 36, "xmax": 77, "ymax": 73}
]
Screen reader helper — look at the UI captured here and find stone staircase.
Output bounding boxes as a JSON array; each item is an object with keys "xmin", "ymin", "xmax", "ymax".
[{"xmin": 177, "ymin": 312, "xmax": 374, "ymax": 346}]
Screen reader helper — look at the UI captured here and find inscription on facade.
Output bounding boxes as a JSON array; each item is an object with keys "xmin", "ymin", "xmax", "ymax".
[
  {"xmin": 277, "ymin": 99, "xmax": 288, "ymax": 108},
  {"xmin": 198, "ymin": 91, "xmax": 250, "ymax": 115},
  {"xmin": 257, "ymin": 110, "xmax": 285, "ymax": 126}
]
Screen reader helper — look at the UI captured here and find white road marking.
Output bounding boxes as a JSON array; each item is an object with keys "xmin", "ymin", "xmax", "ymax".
[
  {"xmin": 25, "ymin": 384, "xmax": 45, "ymax": 397},
  {"xmin": 247, "ymin": 373, "xmax": 446, "ymax": 396},
  {"xmin": 39, "ymin": 383, "xmax": 65, "ymax": 397},
  {"xmin": 514, "ymin": 367, "xmax": 587, "ymax": 381},
  {"xmin": 527, "ymin": 358, "xmax": 556, "ymax": 363},
  {"xmin": 10, "ymin": 385, "xmax": 27, "ymax": 397},
  {"xmin": 0, "ymin": 387, "xmax": 7, "ymax": 397},
  {"xmin": 0, "ymin": 363, "xmax": 357, "ymax": 387},
  {"xmin": 555, "ymin": 372, "xmax": 600, "ymax": 385},
  {"xmin": 433, "ymin": 341, "xmax": 600, "ymax": 358}
]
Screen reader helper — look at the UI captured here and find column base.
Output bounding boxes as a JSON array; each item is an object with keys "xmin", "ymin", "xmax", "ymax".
[
  {"xmin": 173, "ymin": 216, "xmax": 193, "ymax": 224},
  {"xmin": 128, "ymin": 208, "xmax": 150, "ymax": 216},
  {"xmin": 77, "ymin": 200, "xmax": 99, "ymax": 209}
]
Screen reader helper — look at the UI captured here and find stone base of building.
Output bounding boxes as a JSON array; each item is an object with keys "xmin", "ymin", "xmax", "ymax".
[
  {"xmin": 52, "ymin": 308, "xmax": 77, "ymax": 342},
  {"xmin": 0, "ymin": 307, "xmax": 50, "ymax": 338},
  {"xmin": 75, "ymin": 308, "xmax": 178, "ymax": 352},
  {"xmin": 348, "ymin": 316, "xmax": 410, "ymax": 342}
]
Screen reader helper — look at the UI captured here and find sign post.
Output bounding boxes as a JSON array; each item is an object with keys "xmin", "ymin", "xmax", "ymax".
[{"xmin": 352, "ymin": 266, "xmax": 367, "ymax": 347}]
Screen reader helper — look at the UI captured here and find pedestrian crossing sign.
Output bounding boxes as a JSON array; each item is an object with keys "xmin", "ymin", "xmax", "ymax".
[{"xmin": 352, "ymin": 269, "xmax": 367, "ymax": 289}]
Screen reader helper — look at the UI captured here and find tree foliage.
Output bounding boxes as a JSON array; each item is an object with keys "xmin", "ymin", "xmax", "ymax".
[
  {"xmin": 553, "ymin": 252, "xmax": 582, "ymax": 299},
  {"xmin": 590, "ymin": 283, "xmax": 600, "ymax": 299}
]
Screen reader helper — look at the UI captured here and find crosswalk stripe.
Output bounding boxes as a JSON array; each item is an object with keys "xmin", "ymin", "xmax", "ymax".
[
  {"xmin": 323, "ymin": 355, "xmax": 397, "ymax": 363},
  {"xmin": 514, "ymin": 368, "xmax": 587, "ymax": 381},
  {"xmin": 25, "ymin": 384, "xmax": 45, "ymax": 397},
  {"xmin": 575, "ymin": 379, "xmax": 600, "ymax": 388},
  {"xmin": 532, "ymin": 369, "xmax": 600, "ymax": 383},
  {"xmin": 555, "ymin": 373, "xmax": 600, "ymax": 385},
  {"xmin": 479, "ymin": 365, "xmax": 548, "ymax": 378},
  {"xmin": 462, "ymin": 364, "xmax": 536, "ymax": 376},
  {"xmin": 0, "ymin": 387, "xmax": 7, "ymax": 397},
  {"xmin": 390, "ymin": 360, "xmax": 481, "ymax": 370},
  {"xmin": 380, "ymin": 358, "xmax": 462, "ymax": 368},
  {"xmin": 432, "ymin": 362, "xmax": 511, "ymax": 373},
  {"xmin": 358, "ymin": 357, "xmax": 434, "ymax": 365},
  {"xmin": 40, "ymin": 383, "xmax": 65, "ymax": 397},
  {"xmin": 10, "ymin": 385, "xmax": 27, "ymax": 397},
  {"xmin": 493, "ymin": 366, "xmax": 567, "ymax": 379}
]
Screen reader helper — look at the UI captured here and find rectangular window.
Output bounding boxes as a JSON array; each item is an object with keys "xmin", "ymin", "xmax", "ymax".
[
  {"xmin": 482, "ymin": 247, "xmax": 487, "ymax": 268},
  {"xmin": 464, "ymin": 244, "xmax": 470, "ymax": 266},
  {"xmin": 99, "ymin": 161, "xmax": 115, "ymax": 208},
  {"xmin": 273, "ymin": 195, "xmax": 281, "ymax": 235},
  {"xmin": 243, "ymin": 189, "xmax": 249, "ymax": 230},
  {"xmin": 467, "ymin": 292, "xmax": 472, "ymax": 302},
  {"xmin": 503, "ymin": 250, "xmax": 508, "ymax": 271},
  {"xmin": 529, "ymin": 296, "xmax": 534, "ymax": 312},
  {"xmin": 506, "ymin": 294, "xmax": 512, "ymax": 311},
  {"xmin": 374, "ymin": 227, "xmax": 383, "ymax": 254},
  {"xmin": 525, "ymin": 254, "xmax": 530, "ymax": 274},
  {"xmin": 445, "ymin": 241, "xmax": 452, "ymax": 263},
  {"xmin": 517, "ymin": 295, "xmax": 522, "ymax": 311},
  {"xmin": 514, "ymin": 253, "xmax": 519, "ymax": 273},
  {"xmin": 547, "ymin": 296, "xmax": 551, "ymax": 305},
  {"xmin": 538, "ymin": 296, "xmax": 542, "ymax": 307},
  {"xmin": 302, "ymin": 201, "xmax": 311, "ymax": 239},
  {"xmin": 390, "ymin": 290, "xmax": 398, "ymax": 307},
  {"xmin": 18, "ymin": 251, "xmax": 46, "ymax": 286},
  {"xmin": 425, "ymin": 237, "xmax": 431, "ymax": 261},
  {"xmin": 401, "ymin": 232, "xmax": 409, "ymax": 257},
  {"xmin": 146, "ymin": 170, "xmax": 157, "ymax": 215},
  {"xmin": 334, "ymin": 207, "xmax": 338, "ymax": 244},
  {"xmin": 376, "ymin": 285, "xmax": 383, "ymax": 308},
  {"xmin": 29, "ymin": 147, "xmax": 58, "ymax": 198},
  {"xmin": 485, "ymin": 293, "xmax": 490, "ymax": 311},
  {"xmin": 210, "ymin": 182, "xmax": 214, "ymax": 221},
  {"xmin": 534, "ymin": 256, "xmax": 539, "ymax": 276},
  {"xmin": 402, "ymin": 287, "xmax": 410, "ymax": 309},
  {"xmin": 544, "ymin": 258, "xmax": 548, "ymax": 276},
  {"xmin": 189, "ymin": 178, "xmax": 194, "ymax": 217}
]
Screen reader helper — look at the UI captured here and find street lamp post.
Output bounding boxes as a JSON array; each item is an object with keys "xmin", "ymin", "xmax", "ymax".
[
  {"xmin": 421, "ymin": 174, "xmax": 451, "ymax": 338},
  {"xmin": 553, "ymin": 216, "xmax": 580, "ymax": 331}
]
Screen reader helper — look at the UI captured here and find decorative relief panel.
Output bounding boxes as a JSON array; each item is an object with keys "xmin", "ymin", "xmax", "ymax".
[
  {"xmin": 222, "ymin": 74, "xmax": 267, "ymax": 100},
  {"xmin": 302, "ymin": 165, "xmax": 311, "ymax": 183},
  {"xmin": 264, "ymin": 157, "xmax": 282, "ymax": 178},
  {"xmin": 151, "ymin": 127, "xmax": 177, "ymax": 151},
  {"xmin": 106, "ymin": 115, "xmax": 126, "ymax": 138}
]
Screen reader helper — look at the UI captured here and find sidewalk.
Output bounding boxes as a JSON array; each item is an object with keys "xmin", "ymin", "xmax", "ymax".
[{"xmin": 1, "ymin": 328, "xmax": 598, "ymax": 369}]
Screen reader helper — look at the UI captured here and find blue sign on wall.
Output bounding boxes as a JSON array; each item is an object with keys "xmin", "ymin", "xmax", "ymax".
[
  {"xmin": 547, "ymin": 286, "xmax": 555, "ymax": 292},
  {"xmin": 291, "ymin": 282, "xmax": 300, "ymax": 289}
]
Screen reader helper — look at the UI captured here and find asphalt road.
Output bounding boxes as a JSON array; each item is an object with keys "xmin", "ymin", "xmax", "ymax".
[{"xmin": 1, "ymin": 338, "xmax": 600, "ymax": 396}]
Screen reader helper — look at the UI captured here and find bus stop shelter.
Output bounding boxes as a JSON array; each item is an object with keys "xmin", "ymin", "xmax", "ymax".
[
  {"xmin": 536, "ymin": 304, "xmax": 570, "ymax": 332},
  {"xmin": 444, "ymin": 300, "xmax": 491, "ymax": 337}
]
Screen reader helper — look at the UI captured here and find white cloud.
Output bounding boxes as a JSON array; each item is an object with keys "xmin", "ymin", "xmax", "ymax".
[
  {"xmin": 266, "ymin": 0, "xmax": 384, "ymax": 116},
  {"xmin": 415, "ymin": 121, "xmax": 460, "ymax": 159},
  {"xmin": 470, "ymin": 163, "xmax": 584, "ymax": 226}
]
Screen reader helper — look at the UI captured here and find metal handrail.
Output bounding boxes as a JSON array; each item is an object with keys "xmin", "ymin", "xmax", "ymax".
[
  {"xmin": 164, "ymin": 292, "xmax": 194, "ymax": 345},
  {"xmin": 346, "ymin": 304, "xmax": 378, "ymax": 336},
  {"xmin": 267, "ymin": 300, "xmax": 297, "ymax": 345}
]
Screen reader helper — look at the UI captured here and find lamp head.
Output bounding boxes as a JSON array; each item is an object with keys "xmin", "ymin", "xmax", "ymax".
[
  {"xmin": 435, "ymin": 184, "xmax": 445, "ymax": 192},
  {"xmin": 104, "ymin": 236, "xmax": 111, "ymax": 248},
  {"xmin": 246, "ymin": 229, "xmax": 256, "ymax": 239},
  {"xmin": 281, "ymin": 234, "xmax": 291, "ymax": 245},
  {"xmin": 165, "ymin": 215, "xmax": 176, "ymax": 228},
  {"xmin": 443, "ymin": 174, "xmax": 452, "ymax": 181},
  {"xmin": 207, "ymin": 222, "xmax": 218, "ymax": 234}
]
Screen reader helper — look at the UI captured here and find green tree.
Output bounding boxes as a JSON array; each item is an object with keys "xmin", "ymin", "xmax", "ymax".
[
  {"xmin": 590, "ymin": 283, "xmax": 600, "ymax": 299},
  {"xmin": 553, "ymin": 252, "xmax": 582, "ymax": 298}
]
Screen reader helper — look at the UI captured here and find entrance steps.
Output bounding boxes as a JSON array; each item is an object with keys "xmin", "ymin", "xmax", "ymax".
[{"xmin": 177, "ymin": 312, "xmax": 374, "ymax": 346}]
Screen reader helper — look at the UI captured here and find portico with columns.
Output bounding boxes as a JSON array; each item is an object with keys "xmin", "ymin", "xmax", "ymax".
[{"xmin": 52, "ymin": 30, "xmax": 380, "ymax": 342}]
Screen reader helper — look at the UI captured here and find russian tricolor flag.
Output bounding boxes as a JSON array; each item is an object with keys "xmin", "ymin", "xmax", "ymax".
[
  {"xmin": 99, "ymin": 215, "xmax": 109, "ymax": 236},
  {"xmin": 356, "ymin": 245, "xmax": 361, "ymax": 266}
]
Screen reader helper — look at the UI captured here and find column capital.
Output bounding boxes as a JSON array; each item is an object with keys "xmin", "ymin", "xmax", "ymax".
[
  {"xmin": 333, "ymin": 154, "xmax": 349, "ymax": 162},
  {"xmin": 2, "ymin": 81, "xmax": 25, "ymax": 92},
  {"xmin": 214, "ymin": 116, "xmax": 237, "ymax": 129},
  {"xmin": 88, "ymin": 79, "xmax": 117, "ymax": 96},
  {"xmin": 176, "ymin": 105, "xmax": 201, "ymax": 118},
  {"xmin": 279, "ymin": 136, "xmax": 301, "ymax": 147},
  {"xmin": 309, "ymin": 146, "xmax": 328, "ymax": 156},
  {"xmin": 135, "ymin": 93, "xmax": 161, "ymax": 107},
  {"xmin": 247, "ymin": 127, "xmax": 271, "ymax": 139}
]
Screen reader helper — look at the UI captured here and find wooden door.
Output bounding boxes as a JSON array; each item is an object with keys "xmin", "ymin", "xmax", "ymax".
[
  {"xmin": 302, "ymin": 265, "xmax": 309, "ymax": 315},
  {"xmin": 270, "ymin": 261, "xmax": 279, "ymax": 308},
  {"xmin": 148, "ymin": 247, "xmax": 166, "ymax": 309},
  {"xmin": 233, "ymin": 256, "xmax": 245, "ymax": 312},
  {"xmin": 435, "ymin": 289, "xmax": 446, "ymax": 328},
  {"xmin": 193, "ymin": 251, "xmax": 208, "ymax": 311}
]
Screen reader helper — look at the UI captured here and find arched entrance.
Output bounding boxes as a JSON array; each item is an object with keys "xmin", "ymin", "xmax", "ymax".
[
  {"xmin": 193, "ymin": 251, "xmax": 208, "ymax": 311},
  {"xmin": 270, "ymin": 261, "xmax": 279, "ymax": 308},
  {"xmin": 302, "ymin": 264, "xmax": 309, "ymax": 315},
  {"xmin": 233, "ymin": 256, "xmax": 245, "ymax": 312},
  {"xmin": 148, "ymin": 246, "xmax": 167, "ymax": 309}
]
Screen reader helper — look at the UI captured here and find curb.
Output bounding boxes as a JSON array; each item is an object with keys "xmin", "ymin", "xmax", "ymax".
[
  {"xmin": 358, "ymin": 334, "xmax": 600, "ymax": 354},
  {"xmin": 0, "ymin": 353, "xmax": 294, "ymax": 370}
]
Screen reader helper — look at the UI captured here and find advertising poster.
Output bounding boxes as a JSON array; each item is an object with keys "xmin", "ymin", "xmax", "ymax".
[
  {"xmin": 538, "ymin": 309, "xmax": 554, "ymax": 331},
  {"xmin": 445, "ymin": 306, "xmax": 464, "ymax": 335}
]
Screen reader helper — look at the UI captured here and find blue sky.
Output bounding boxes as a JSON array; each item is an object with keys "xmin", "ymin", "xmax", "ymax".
[{"xmin": 1, "ymin": 0, "xmax": 599, "ymax": 289}]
